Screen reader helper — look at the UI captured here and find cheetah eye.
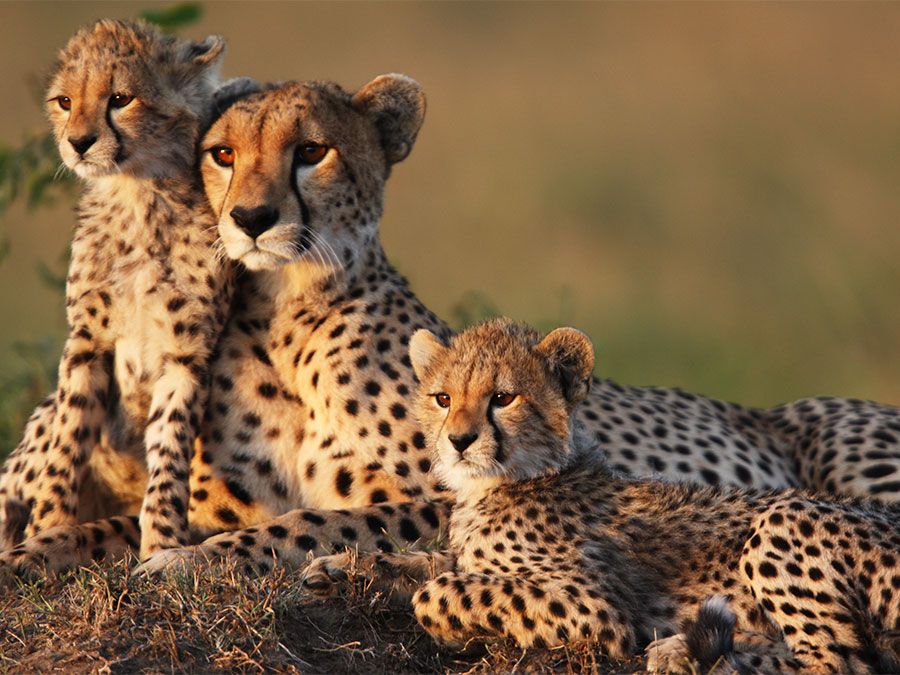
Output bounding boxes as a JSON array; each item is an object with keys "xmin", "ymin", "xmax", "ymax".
[
  {"xmin": 211, "ymin": 146, "xmax": 235, "ymax": 168},
  {"xmin": 55, "ymin": 96, "xmax": 72, "ymax": 111},
  {"xmin": 296, "ymin": 143, "xmax": 328, "ymax": 166},
  {"xmin": 435, "ymin": 393, "xmax": 451, "ymax": 409},
  {"xmin": 109, "ymin": 94, "xmax": 134, "ymax": 108},
  {"xmin": 491, "ymin": 392, "xmax": 516, "ymax": 408}
]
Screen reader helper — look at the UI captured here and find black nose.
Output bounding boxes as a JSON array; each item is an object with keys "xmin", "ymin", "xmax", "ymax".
[
  {"xmin": 69, "ymin": 134, "xmax": 97, "ymax": 156},
  {"xmin": 449, "ymin": 432, "xmax": 478, "ymax": 453},
  {"xmin": 230, "ymin": 205, "xmax": 280, "ymax": 239}
]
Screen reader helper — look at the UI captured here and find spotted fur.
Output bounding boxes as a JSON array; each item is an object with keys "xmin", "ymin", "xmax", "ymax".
[
  {"xmin": 0, "ymin": 20, "xmax": 233, "ymax": 559},
  {"xmin": 3, "ymin": 73, "xmax": 899, "ymax": 578},
  {"xmin": 306, "ymin": 319, "xmax": 900, "ymax": 673}
]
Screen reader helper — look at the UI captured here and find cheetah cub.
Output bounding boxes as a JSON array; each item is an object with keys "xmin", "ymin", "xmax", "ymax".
[
  {"xmin": 0, "ymin": 20, "xmax": 233, "ymax": 559},
  {"xmin": 306, "ymin": 318, "xmax": 900, "ymax": 674}
]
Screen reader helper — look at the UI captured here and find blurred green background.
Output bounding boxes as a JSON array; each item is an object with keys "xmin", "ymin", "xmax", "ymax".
[{"xmin": 2, "ymin": 2, "xmax": 900, "ymax": 455}]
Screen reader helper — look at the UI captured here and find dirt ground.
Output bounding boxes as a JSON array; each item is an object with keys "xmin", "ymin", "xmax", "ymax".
[{"xmin": 0, "ymin": 557, "xmax": 647, "ymax": 673}]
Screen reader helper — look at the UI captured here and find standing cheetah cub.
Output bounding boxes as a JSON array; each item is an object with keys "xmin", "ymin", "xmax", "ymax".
[
  {"xmin": 307, "ymin": 318, "xmax": 900, "ymax": 674},
  {"xmin": 0, "ymin": 20, "xmax": 233, "ymax": 559}
]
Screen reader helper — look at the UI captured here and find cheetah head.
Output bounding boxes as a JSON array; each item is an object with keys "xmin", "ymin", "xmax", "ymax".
[
  {"xmin": 46, "ymin": 19, "xmax": 225, "ymax": 179},
  {"xmin": 200, "ymin": 75, "xmax": 425, "ymax": 274},
  {"xmin": 409, "ymin": 318, "xmax": 595, "ymax": 496}
]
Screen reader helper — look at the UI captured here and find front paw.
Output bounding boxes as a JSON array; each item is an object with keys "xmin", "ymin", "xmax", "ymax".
[
  {"xmin": 302, "ymin": 551, "xmax": 354, "ymax": 596},
  {"xmin": 0, "ymin": 546, "xmax": 46, "ymax": 585},
  {"xmin": 645, "ymin": 633, "xmax": 691, "ymax": 673},
  {"xmin": 134, "ymin": 546, "xmax": 200, "ymax": 576}
]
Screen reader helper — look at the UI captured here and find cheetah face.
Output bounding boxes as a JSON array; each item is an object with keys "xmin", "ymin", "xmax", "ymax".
[
  {"xmin": 46, "ymin": 19, "xmax": 224, "ymax": 180},
  {"xmin": 200, "ymin": 75, "xmax": 425, "ymax": 274},
  {"xmin": 408, "ymin": 319, "xmax": 595, "ymax": 495}
]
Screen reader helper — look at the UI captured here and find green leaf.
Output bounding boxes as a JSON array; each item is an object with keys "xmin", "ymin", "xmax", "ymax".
[{"xmin": 141, "ymin": 3, "xmax": 203, "ymax": 30}]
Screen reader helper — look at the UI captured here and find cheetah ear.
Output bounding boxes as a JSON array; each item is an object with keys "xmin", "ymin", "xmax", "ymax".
[
  {"xmin": 534, "ymin": 328, "xmax": 595, "ymax": 405},
  {"xmin": 212, "ymin": 77, "xmax": 264, "ymax": 115},
  {"xmin": 409, "ymin": 329, "xmax": 447, "ymax": 382},
  {"xmin": 179, "ymin": 34, "xmax": 226, "ymax": 68},
  {"xmin": 352, "ymin": 74, "xmax": 426, "ymax": 165}
]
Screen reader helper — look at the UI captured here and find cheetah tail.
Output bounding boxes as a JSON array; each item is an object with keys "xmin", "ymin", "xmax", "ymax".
[
  {"xmin": 683, "ymin": 595, "xmax": 737, "ymax": 673},
  {"xmin": 853, "ymin": 612, "xmax": 900, "ymax": 674}
]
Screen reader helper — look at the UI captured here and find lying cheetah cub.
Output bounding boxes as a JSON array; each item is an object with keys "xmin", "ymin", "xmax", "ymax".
[
  {"xmin": 306, "ymin": 318, "xmax": 900, "ymax": 674},
  {"xmin": 0, "ymin": 20, "xmax": 233, "ymax": 558}
]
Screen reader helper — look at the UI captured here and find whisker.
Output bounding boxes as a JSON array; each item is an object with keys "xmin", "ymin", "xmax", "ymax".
[
  {"xmin": 309, "ymin": 230, "xmax": 341, "ymax": 279},
  {"xmin": 312, "ymin": 237, "xmax": 339, "ymax": 280}
]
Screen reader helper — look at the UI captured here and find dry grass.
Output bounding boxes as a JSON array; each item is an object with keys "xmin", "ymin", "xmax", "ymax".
[{"xmin": 0, "ymin": 556, "xmax": 645, "ymax": 674}]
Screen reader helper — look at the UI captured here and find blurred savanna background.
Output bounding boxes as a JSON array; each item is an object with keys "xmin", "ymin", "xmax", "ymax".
[{"xmin": 2, "ymin": 1, "xmax": 900, "ymax": 458}]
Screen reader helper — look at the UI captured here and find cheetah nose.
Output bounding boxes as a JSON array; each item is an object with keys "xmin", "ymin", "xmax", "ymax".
[
  {"xmin": 68, "ymin": 134, "xmax": 97, "ymax": 156},
  {"xmin": 449, "ymin": 432, "xmax": 478, "ymax": 453},
  {"xmin": 230, "ymin": 205, "xmax": 280, "ymax": 239}
]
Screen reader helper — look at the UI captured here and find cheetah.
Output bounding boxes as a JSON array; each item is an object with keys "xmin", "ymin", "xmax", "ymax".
[
  {"xmin": 3, "ymin": 73, "xmax": 899, "ymax": 577},
  {"xmin": 0, "ymin": 20, "xmax": 234, "ymax": 559},
  {"xmin": 304, "ymin": 318, "xmax": 900, "ymax": 674}
]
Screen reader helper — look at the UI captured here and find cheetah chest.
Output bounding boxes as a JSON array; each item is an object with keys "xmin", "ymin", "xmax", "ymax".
[{"xmin": 110, "ymin": 256, "xmax": 176, "ymax": 421}]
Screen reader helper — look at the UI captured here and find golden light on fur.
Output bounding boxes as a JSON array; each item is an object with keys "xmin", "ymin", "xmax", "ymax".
[
  {"xmin": 45, "ymin": 19, "xmax": 225, "ymax": 179},
  {"xmin": 411, "ymin": 318, "xmax": 594, "ymax": 496},
  {"xmin": 201, "ymin": 75, "xmax": 425, "ymax": 277}
]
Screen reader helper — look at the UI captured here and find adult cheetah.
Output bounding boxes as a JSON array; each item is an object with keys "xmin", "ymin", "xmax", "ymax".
[
  {"xmin": 137, "ymin": 75, "xmax": 896, "ymax": 576},
  {"xmin": 304, "ymin": 318, "xmax": 900, "ymax": 674},
  {"xmin": 0, "ymin": 20, "xmax": 234, "ymax": 559},
  {"xmin": 2, "ymin": 74, "xmax": 898, "ymax": 577}
]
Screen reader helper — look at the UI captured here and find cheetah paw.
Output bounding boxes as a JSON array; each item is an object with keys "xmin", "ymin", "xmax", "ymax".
[
  {"xmin": 302, "ymin": 551, "xmax": 353, "ymax": 596},
  {"xmin": 133, "ymin": 546, "xmax": 200, "ymax": 576},
  {"xmin": 0, "ymin": 547, "xmax": 47, "ymax": 584},
  {"xmin": 645, "ymin": 633, "xmax": 692, "ymax": 673}
]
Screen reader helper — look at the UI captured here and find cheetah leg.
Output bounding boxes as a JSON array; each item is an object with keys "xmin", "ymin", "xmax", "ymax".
[
  {"xmin": 303, "ymin": 549, "xmax": 456, "ymax": 600},
  {"xmin": 139, "ymin": 360, "xmax": 204, "ymax": 558},
  {"xmin": 0, "ymin": 515, "xmax": 140, "ymax": 581},
  {"xmin": 0, "ymin": 397, "xmax": 57, "ymax": 549},
  {"xmin": 25, "ymin": 330, "xmax": 110, "ymax": 538},
  {"xmin": 740, "ymin": 499, "xmax": 899, "ymax": 673},
  {"xmin": 767, "ymin": 399, "xmax": 900, "ymax": 502},
  {"xmin": 136, "ymin": 500, "xmax": 453, "ymax": 576},
  {"xmin": 412, "ymin": 572, "xmax": 637, "ymax": 654}
]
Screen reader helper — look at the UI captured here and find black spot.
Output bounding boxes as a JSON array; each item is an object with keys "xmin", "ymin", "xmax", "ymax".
[
  {"xmin": 257, "ymin": 383, "xmax": 278, "ymax": 398},
  {"xmin": 251, "ymin": 345, "xmax": 272, "ymax": 366},
  {"xmin": 226, "ymin": 480, "xmax": 253, "ymax": 505},
  {"xmin": 216, "ymin": 507, "xmax": 239, "ymax": 525},
  {"xmin": 771, "ymin": 536, "xmax": 791, "ymax": 552},
  {"xmin": 700, "ymin": 468, "xmax": 720, "ymax": 485},
  {"xmin": 399, "ymin": 518, "xmax": 421, "ymax": 541},
  {"xmin": 366, "ymin": 515, "xmax": 387, "ymax": 535},
  {"xmin": 267, "ymin": 525, "xmax": 287, "ymax": 539},
  {"xmin": 295, "ymin": 535, "xmax": 317, "ymax": 551},
  {"xmin": 419, "ymin": 505, "xmax": 439, "ymax": 529},
  {"xmin": 335, "ymin": 469, "xmax": 354, "ymax": 497},
  {"xmin": 862, "ymin": 464, "xmax": 896, "ymax": 479},
  {"xmin": 759, "ymin": 562, "xmax": 778, "ymax": 578},
  {"xmin": 302, "ymin": 512, "xmax": 326, "ymax": 526},
  {"xmin": 167, "ymin": 297, "xmax": 186, "ymax": 312}
]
